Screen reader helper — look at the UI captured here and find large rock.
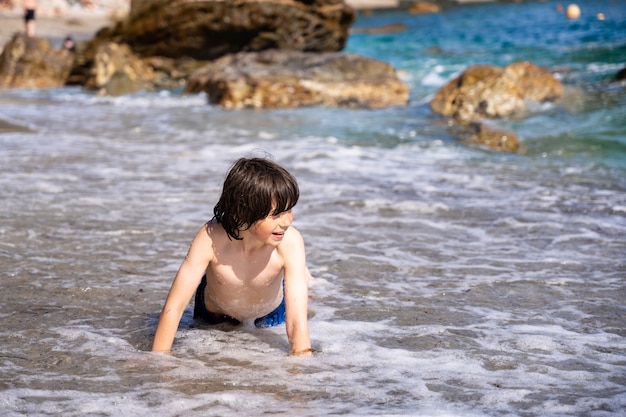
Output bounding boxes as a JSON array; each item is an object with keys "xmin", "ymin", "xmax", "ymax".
[
  {"xmin": 68, "ymin": 37, "xmax": 213, "ymax": 92},
  {"xmin": 0, "ymin": 33, "xmax": 75, "ymax": 89},
  {"xmin": 184, "ymin": 49, "xmax": 409, "ymax": 109},
  {"xmin": 98, "ymin": 0, "xmax": 355, "ymax": 61},
  {"xmin": 430, "ymin": 61, "xmax": 563, "ymax": 122},
  {"xmin": 84, "ymin": 41, "xmax": 157, "ymax": 95}
]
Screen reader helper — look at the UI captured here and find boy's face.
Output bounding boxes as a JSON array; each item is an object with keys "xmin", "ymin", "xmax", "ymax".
[{"xmin": 249, "ymin": 210, "xmax": 293, "ymax": 246}]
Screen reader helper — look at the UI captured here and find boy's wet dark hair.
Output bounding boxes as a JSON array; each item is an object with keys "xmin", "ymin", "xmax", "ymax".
[{"xmin": 213, "ymin": 157, "xmax": 299, "ymax": 240}]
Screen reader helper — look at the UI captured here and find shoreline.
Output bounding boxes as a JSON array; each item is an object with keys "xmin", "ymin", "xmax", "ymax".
[{"xmin": 0, "ymin": 11, "xmax": 118, "ymax": 46}]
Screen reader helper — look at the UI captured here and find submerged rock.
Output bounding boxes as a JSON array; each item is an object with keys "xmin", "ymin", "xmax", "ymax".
[
  {"xmin": 0, "ymin": 33, "xmax": 75, "ymax": 89},
  {"xmin": 408, "ymin": 1, "xmax": 441, "ymax": 14},
  {"xmin": 430, "ymin": 61, "xmax": 563, "ymax": 122},
  {"xmin": 350, "ymin": 23, "xmax": 408, "ymax": 35},
  {"xmin": 463, "ymin": 122, "xmax": 520, "ymax": 153},
  {"xmin": 98, "ymin": 0, "xmax": 355, "ymax": 61},
  {"xmin": 184, "ymin": 49, "xmax": 409, "ymax": 109},
  {"xmin": 0, "ymin": 118, "xmax": 33, "ymax": 133},
  {"xmin": 444, "ymin": 121, "xmax": 520, "ymax": 153}
]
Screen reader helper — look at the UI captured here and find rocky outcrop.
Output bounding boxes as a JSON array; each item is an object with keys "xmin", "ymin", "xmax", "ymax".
[
  {"xmin": 96, "ymin": 0, "xmax": 355, "ymax": 61},
  {"xmin": 0, "ymin": 1, "xmax": 405, "ymax": 111},
  {"xmin": 63, "ymin": 0, "xmax": 362, "ymax": 98},
  {"xmin": 430, "ymin": 61, "xmax": 563, "ymax": 152},
  {"xmin": 83, "ymin": 41, "xmax": 157, "ymax": 95},
  {"xmin": 430, "ymin": 61, "xmax": 563, "ymax": 122},
  {"xmin": 461, "ymin": 122, "xmax": 519, "ymax": 153},
  {"xmin": 0, "ymin": 118, "xmax": 33, "ymax": 133},
  {"xmin": 67, "ymin": 37, "xmax": 211, "ymax": 92},
  {"xmin": 0, "ymin": 33, "xmax": 75, "ymax": 88},
  {"xmin": 184, "ymin": 49, "xmax": 409, "ymax": 109},
  {"xmin": 409, "ymin": 1, "xmax": 441, "ymax": 14}
]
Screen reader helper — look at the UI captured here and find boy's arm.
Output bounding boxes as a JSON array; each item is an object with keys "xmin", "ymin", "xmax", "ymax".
[
  {"xmin": 152, "ymin": 225, "xmax": 212, "ymax": 352},
  {"xmin": 282, "ymin": 227, "xmax": 312, "ymax": 356}
]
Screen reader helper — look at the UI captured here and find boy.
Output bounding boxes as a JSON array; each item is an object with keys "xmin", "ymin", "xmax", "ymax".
[{"xmin": 152, "ymin": 157, "xmax": 312, "ymax": 356}]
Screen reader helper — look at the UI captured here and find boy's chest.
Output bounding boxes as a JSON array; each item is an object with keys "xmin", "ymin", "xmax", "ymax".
[{"xmin": 209, "ymin": 251, "xmax": 284, "ymax": 287}]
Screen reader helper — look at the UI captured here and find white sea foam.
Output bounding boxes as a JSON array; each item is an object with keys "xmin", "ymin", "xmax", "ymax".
[
  {"xmin": 0, "ymin": 387, "xmax": 291, "ymax": 417},
  {"xmin": 421, "ymin": 70, "xmax": 448, "ymax": 87},
  {"xmin": 53, "ymin": 89, "xmax": 208, "ymax": 108}
]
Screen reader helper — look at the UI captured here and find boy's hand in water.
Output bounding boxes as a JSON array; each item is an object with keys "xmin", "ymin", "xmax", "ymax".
[{"xmin": 289, "ymin": 348, "xmax": 313, "ymax": 357}]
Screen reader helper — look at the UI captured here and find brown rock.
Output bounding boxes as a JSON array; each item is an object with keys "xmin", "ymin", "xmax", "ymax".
[
  {"xmin": 142, "ymin": 56, "xmax": 209, "ymax": 89},
  {"xmin": 67, "ymin": 39, "xmax": 208, "ymax": 91},
  {"xmin": 409, "ymin": 1, "xmax": 441, "ymax": 14},
  {"xmin": 430, "ymin": 64, "xmax": 521, "ymax": 121},
  {"xmin": 99, "ymin": 0, "xmax": 355, "ymax": 61},
  {"xmin": 430, "ymin": 61, "xmax": 563, "ymax": 122},
  {"xmin": 84, "ymin": 41, "xmax": 156, "ymax": 95},
  {"xmin": 504, "ymin": 61, "xmax": 563, "ymax": 103},
  {"xmin": 185, "ymin": 49, "xmax": 409, "ymax": 109},
  {"xmin": 464, "ymin": 122, "xmax": 520, "ymax": 153},
  {"xmin": 0, "ymin": 33, "xmax": 75, "ymax": 89},
  {"xmin": 350, "ymin": 23, "xmax": 408, "ymax": 35}
]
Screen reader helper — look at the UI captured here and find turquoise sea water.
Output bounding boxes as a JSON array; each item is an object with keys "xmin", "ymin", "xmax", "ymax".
[
  {"xmin": 1, "ymin": 1, "xmax": 625, "ymax": 416},
  {"xmin": 347, "ymin": 0, "xmax": 626, "ymax": 166}
]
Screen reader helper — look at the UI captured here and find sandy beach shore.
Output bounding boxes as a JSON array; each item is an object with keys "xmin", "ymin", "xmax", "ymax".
[{"xmin": 0, "ymin": 6, "xmax": 121, "ymax": 48}]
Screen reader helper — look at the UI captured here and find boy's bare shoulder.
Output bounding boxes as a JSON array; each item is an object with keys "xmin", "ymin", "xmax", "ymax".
[
  {"xmin": 191, "ymin": 220, "xmax": 224, "ymax": 250},
  {"xmin": 286, "ymin": 225, "xmax": 304, "ymax": 240},
  {"xmin": 203, "ymin": 218, "xmax": 221, "ymax": 236},
  {"xmin": 199, "ymin": 219, "xmax": 231, "ymax": 249},
  {"xmin": 203, "ymin": 218, "xmax": 229, "ymax": 236},
  {"xmin": 278, "ymin": 226, "xmax": 305, "ymax": 255}
]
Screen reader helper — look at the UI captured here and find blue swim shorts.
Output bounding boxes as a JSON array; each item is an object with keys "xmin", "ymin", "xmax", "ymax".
[{"xmin": 193, "ymin": 275, "xmax": 285, "ymax": 328}]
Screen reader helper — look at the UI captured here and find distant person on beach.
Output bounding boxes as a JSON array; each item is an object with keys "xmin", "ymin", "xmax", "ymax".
[
  {"xmin": 23, "ymin": 0, "xmax": 36, "ymax": 37},
  {"xmin": 63, "ymin": 35, "xmax": 76, "ymax": 53},
  {"xmin": 152, "ymin": 157, "xmax": 313, "ymax": 356}
]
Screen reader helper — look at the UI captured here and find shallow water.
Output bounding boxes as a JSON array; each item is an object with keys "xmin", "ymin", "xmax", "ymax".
[{"xmin": 2, "ymin": 1, "xmax": 626, "ymax": 416}]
